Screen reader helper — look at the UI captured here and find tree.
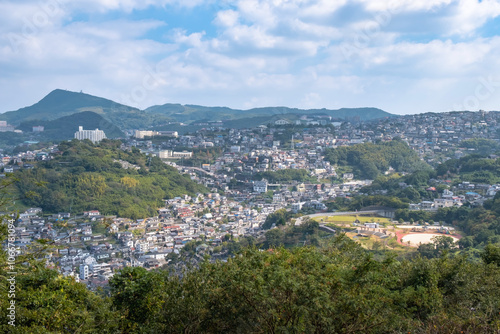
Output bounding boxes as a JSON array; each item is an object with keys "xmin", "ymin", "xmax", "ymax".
[
  {"xmin": 481, "ymin": 243, "xmax": 500, "ymax": 266},
  {"xmin": 418, "ymin": 235, "xmax": 457, "ymax": 258},
  {"xmin": 264, "ymin": 228, "xmax": 284, "ymax": 248},
  {"xmin": 262, "ymin": 209, "xmax": 290, "ymax": 229},
  {"xmin": 109, "ymin": 266, "xmax": 160, "ymax": 329}
]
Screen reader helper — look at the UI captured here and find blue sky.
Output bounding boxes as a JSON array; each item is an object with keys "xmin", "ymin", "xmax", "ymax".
[{"xmin": 1, "ymin": 0, "xmax": 500, "ymax": 115}]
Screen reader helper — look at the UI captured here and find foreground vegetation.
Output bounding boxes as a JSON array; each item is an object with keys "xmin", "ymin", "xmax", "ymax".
[{"xmin": 2, "ymin": 230, "xmax": 500, "ymax": 333}]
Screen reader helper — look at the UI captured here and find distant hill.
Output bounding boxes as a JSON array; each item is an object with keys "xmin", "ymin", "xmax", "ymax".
[
  {"xmin": 0, "ymin": 89, "xmax": 169, "ymax": 130},
  {"xmin": 17, "ymin": 111, "xmax": 125, "ymax": 141},
  {"xmin": 1, "ymin": 89, "xmax": 395, "ymax": 131},
  {"xmin": 146, "ymin": 104, "xmax": 393, "ymax": 124},
  {"xmin": 1, "ymin": 89, "xmax": 136, "ymax": 123}
]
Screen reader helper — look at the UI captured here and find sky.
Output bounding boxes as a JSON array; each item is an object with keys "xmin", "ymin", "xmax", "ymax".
[{"xmin": 1, "ymin": 0, "xmax": 500, "ymax": 115}]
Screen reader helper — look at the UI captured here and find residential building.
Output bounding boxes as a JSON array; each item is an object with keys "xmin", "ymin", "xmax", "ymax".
[{"xmin": 74, "ymin": 126, "xmax": 106, "ymax": 143}]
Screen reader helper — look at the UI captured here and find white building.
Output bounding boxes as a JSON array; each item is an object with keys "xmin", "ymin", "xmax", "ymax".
[
  {"xmin": 79, "ymin": 264, "xmax": 89, "ymax": 280},
  {"xmin": 158, "ymin": 150, "xmax": 193, "ymax": 159},
  {"xmin": 434, "ymin": 198, "xmax": 454, "ymax": 209},
  {"xmin": 253, "ymin": 180, "xmax": 268, "ymax": 193},
  {"xmin": 135, "ymin": 130, "xmax": 158, "ymax": 139},
  {"xmin": 291, "ymin": 202, "xmax": 305, "ymax": 213},
  {"xmin": 74, "ymin": 126, "xmax": 106, "ymax": 143}
]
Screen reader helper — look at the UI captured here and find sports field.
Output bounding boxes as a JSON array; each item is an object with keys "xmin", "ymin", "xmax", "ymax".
[
  {"xmin": 316, "ymin": 215, "xmax": 392, "ymax": 224},
  {"xmin": 401, "ymin": 233, "xmax": 459, "ymax": 246}
]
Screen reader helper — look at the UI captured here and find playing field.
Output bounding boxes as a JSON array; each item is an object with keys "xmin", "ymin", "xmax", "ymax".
[
  {"xmin": 317, "ymin": 215, "xmax": 392, "ymax": 224},
  {"xmin": 401, "ymin": 233, "xmax": 459, "ymax": 246}
]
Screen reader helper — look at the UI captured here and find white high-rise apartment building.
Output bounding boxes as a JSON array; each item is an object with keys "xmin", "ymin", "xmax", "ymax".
[
  {"xmin": 74, "ymin": 126, "xmax": 107, "ymax": 143},
  {"xmin": 79, "ymin": 264, "xmax": 89, "ymax": 280}
]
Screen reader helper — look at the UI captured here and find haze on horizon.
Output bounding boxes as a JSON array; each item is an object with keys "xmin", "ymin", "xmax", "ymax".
[{"xmin": 1, "ymin": 0, "xmax": 500, "ymax": 115}]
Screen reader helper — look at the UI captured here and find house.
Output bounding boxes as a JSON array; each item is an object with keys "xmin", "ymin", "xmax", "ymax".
[
  {"xmin": 420, "ymin": 201, "xmax": 435, "ymax": 210},
  {"xmin": 291, "ymin": 202, "xmax": 305, "ymax": 213},
  {"xmin": 253, "ymin": 180, "xmax": 268, "ymax": 193},
  {"xmin": 304, "ymin": 201, "xmax": 327, "ymax": 211},
  {"xmin": 82, "ymin": 225, "xmax": 92, "ymax": 235},
  {"xmin": 434, "ymin": 198, "xmax": 454, "ymax": 209},
  {"xmin": 83, "ymin": 210, "xmax": 100, "ymax": 217},
  {"xmin": 25, "ymin": 208, "xmax": 42, "ymax": 215}
]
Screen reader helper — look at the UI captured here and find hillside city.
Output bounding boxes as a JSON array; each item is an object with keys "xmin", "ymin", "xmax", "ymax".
[{"xmin": 2, "ymin": 109, "xmax": 500, "ymax": 289}]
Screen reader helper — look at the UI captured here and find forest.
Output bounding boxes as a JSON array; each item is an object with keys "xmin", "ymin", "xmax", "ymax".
[{"xmin": 324, "ymin": 139, "xmax": 431, "ymax": 179}]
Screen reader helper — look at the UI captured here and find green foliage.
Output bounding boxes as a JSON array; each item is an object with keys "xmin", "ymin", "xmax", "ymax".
[
  {"xmin": 255, "ymin": 169, "xmax": 317, "ymax": 183},
  {"xmin": 0, "ymin": 265, "xmax": 118, "ymax": 333},
  {"xmin": 482, "ymin": 244, "xmax": 500, "ymax": 266},
  {"xmin": 417, "ymin": 236, "xmax": 457, "ymax": 258},
  {"xmin": 325, "ymin": 139, "xmax": 430, "ymax": 179},
  {"xmin": 460, "ymin": 138, "xmax": 499, "ymax": 155},
  {"xmin": 395, "ymin": 209, "xmax": 433, "ymax": 222},
  {"xmin": 108, "ymin": 237, "xmax": 500, "ymax": 333},
  {"xmin": 263, "ymin": 219, "xmax": 323, "ymax": 248},
  {"xmin": 262, "ymin": 208, "xmax": 291, "ymax": 229},
  {"xmin": 14, "ymin": 140, "xmax": 206, "ymax": 219},
  {"xmin": 437, "ymin": 155, "xmax": 500, "ymax": 184},
  {"xmin": 348, "ymin": 195, "xmax": 409, "ymax": 210}
]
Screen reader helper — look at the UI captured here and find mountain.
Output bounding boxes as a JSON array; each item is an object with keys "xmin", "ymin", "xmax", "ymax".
[
  {"xmin": 0, "ymin": 89, "xmax": 168, "ymax": 130},
  {"xmin": 146, "ymin": 104, "xmax": 393, "ymax": 123},
  {"xmin": 0, "ymin": 89, "xmax": 135, "ymax": 123},
  {"xmin": 1, "ymin": 89, "xmax": 395, "ymax": 131},
  {"xmin": 16, "ymin": 111, "xmax": 125, "ymax": 141}
]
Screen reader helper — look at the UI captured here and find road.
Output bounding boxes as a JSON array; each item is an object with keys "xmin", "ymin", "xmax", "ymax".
[{"xmin": 181, "ymin": 166, "xmax": 216, "ymax": 178}]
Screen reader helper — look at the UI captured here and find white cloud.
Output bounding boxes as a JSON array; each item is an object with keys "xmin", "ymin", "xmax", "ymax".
[
  {"xmin": 446, "ymin": 0, "xmax": 500, "ymax": 36},
  {"xmin": 2, "ymin": 0, "xmax": 500, "ymax": 114},
  {"xmin": 214, "ymin": 9, "xmax": 240, "ymax": 27},
  {"xmin": 358, "ymin": 0, "xmax": 454, "ymax": 13},
  {"xmin": 63, "ymin": 0, "xmax": 209, "ymax": 13}
]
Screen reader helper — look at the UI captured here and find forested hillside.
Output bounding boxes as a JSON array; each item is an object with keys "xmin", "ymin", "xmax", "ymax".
[
  {"xmin": 437, "ymin": 154, "xmax": 500, "ymax": 184},
  {"xmin": 14, "ymin": 140, "xmax": 206, "ymax": 219},
  {"xmin": 324, "ymin": 139, "xmax": 430, "ymax": 179}
]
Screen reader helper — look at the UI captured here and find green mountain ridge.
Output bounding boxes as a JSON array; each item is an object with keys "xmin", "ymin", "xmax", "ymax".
[
  {"xmin": 16, "ymin": 111, "xmax": 125, "ymax": 141},
  {"xmin": 1, "ymin": 89, "xmax": 395, "ymax": 131}
]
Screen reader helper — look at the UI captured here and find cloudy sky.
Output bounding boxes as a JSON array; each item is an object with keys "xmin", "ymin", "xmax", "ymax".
[{"xmin": 1, "ymin": 0, "xmax": 500, "ymax": 114}]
